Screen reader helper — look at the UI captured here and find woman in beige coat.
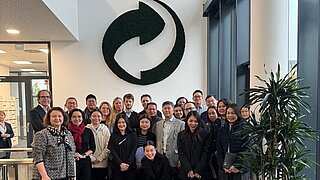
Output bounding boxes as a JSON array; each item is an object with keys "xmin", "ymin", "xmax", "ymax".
[{"xmin": 87, "ymin": 109, "xmax": 111, "ymax": 180}]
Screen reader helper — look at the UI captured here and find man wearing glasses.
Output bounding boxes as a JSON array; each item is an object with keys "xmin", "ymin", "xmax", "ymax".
[
  {"xmin": 28, "ymin": 90, "xmax": 51, "ymax": 149},
  {"xmin": 30, "ymin": 90, "xmax": 51, "ymax": 133}
]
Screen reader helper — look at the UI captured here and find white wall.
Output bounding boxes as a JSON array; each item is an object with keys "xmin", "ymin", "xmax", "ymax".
[
  {"xmin": 42, "ymin": 0, "xmax": 79, "ymax": 39},
  {"xmin": 51, "ymin": 0, "xmax": 207, "ymax": 110}
]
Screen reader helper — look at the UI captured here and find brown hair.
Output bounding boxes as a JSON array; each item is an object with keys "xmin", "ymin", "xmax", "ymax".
[{"xmin": 43, "ymin": 107, "xmax": 68, "ymax": 127}]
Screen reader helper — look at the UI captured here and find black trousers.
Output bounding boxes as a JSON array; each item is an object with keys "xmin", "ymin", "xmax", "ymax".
[
  {"xmin": 76, "ymin": 158, "xmax": 92, "ymax": 180},
  {"xmin": 112, "ymin": 167, "xmax": 136, "ymax": 180},
  {"xmin": 92, "ymin": 167, "xmax": 107, "ymax": 180}
]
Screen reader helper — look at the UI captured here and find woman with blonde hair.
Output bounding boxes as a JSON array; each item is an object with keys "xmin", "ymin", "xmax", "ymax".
[
  {"xmin": 99, "ymin": 101, "xmax": 115, "ymax": 133},
  {"xmin": 112, "ymin": 97, "xmax": 123, "ymax": 116}
]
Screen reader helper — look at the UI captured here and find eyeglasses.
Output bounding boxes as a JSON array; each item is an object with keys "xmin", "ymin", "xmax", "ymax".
[
  {"xmin": 40, "ymin": 96, "xmax": 51, "ymax": 99},
  {"xmin": 193, "ymin": 95, "xmax": 202, "ymax": 99},
  {"xmin": 185, "ymin": 107, "xmax": 196, "ymax": 111}
]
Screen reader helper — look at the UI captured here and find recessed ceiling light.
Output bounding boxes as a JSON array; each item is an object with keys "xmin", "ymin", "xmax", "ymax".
[
  {"xmin": 0, "ymin": 50, "xmax": 6, "ymax": 53},
  {"xmin": 21, "ymin": 69, "xmax": 36, "ymax": 71},
  {"xmin": 39, "ymin": 49, "xmax": 49, "ymax": 54},
  {"xmin": 29, "ymin": 72, "xmax": 44, "ymax": 74},
  {"xmin": 12, "ymin": 61, "xmax": 32, "ymax": 64},
  {"xmin": 6, "ymin": 29, "xmax": 20, "ymax": 34}
]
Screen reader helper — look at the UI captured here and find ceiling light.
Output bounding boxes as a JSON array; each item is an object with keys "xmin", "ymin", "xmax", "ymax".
[
  {"xmin": 12, "ymin": 61, "xmax": 32, "ymax": 64},
  {"xmin": 29, "ymin": 72, "xmax": 44, "ymax": 74},
  {"xmin": 20, "ymin": 69, "xmax": 36, "ymax": 71},
  {"xmin": 6, "ymin": 29, "xmax": 20, "ymax": 34},
  {"xmin": 39, "ymin": 49, "xmax": 49, "ymax": 54},
  {"xmin": 0, "ymin": 50, "xmax": 6, "ymax": 54}
]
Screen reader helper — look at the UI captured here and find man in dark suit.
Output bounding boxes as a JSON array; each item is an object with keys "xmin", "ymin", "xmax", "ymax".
[
  {"xmin": 28, "ymin": 90, "xmax": 51, "ymax": 147},
  {"xmin": 120, "ymin": 93, "xmax": 140, "ymax": 129}
]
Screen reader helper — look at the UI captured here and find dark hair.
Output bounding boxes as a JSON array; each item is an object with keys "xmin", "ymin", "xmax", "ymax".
[
  {"xmin": 241, "ymin": 104, "xmax": 250, "ymax": 110},
  {"xmin": 207, "ymin": 106, "xmax": 217, "ymax": 120},
  {"xmin": 162, "ymin": 101, "xmax": 174, "ymax": 108},
  {"xmin": 90, "ymin": 109, "xmax": 103, "ymax": 116},
  {"xmin": 205, "ymin": 95, "xmax": 215, "ymax": 101},
  {"xmin": 226, "ymin": 103, "xmax": 241, "ymax": 122},
  {"xmin": 217, "ymin": 98, "xmax": 232, "ymax": 117},
  {"xmin": 123, "ymin": 93, "xmax": 134, "ymax": 101},
  {"xmin": 68, "ymin": 108, "xmax": 85, "ymax": 120},
  {"xmin": 86, "ymin": 94, "xmax": 97, "ymax": 101},
  {"xmin": 180, "ymin": 111, "xmax": 203, "ymax": 143},
  {"xmin": 192, "ymin": 89, "xmax": 203, "ymax": 96},
  {"xmin": 175, "ymin": 96, "xmax": 188, "ymax": 105},
  {"xmin": 146, "ymin": 102, "xmax": 157, "ymax": 109},
  {"xmin": 137, "ymin": 114, "xmax": 152, "ymax": 133},
  {"xmin": 174, "ymin": 104, "xmax": 185, "ymax": 118},
  {"xmin": 44, "ymin": 107, "xmax": 68, "ymax": 127},
  {"xmin": 185, "ymin": 111, "xmax": 201, "ymax": 132},
  {"xmin": 37, "ymin": 89, "xmax": 51, "ymax": 101},
  {"xmin": 113, "ymin": 113, "xmax": 133, "ymax": 134},
  {"xmin": 143, "ymin": 140, "xmax": 156, "ymax": 149},
  {"xmin": 140, "ymin": 94, "xmax": 152, "ymax": 101}
]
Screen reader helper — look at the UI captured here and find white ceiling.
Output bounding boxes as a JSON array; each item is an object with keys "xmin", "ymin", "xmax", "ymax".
[
  {"xmin": 0, "ymin": 43, "xmax": 49, "ymax": 73},
  {"xmin": 0, "ymin": 0, "xmax": 77, "ymax": 41},
  {"xmin": 0, "ymin": 0, "xmax": 78, "ymax": 73}
]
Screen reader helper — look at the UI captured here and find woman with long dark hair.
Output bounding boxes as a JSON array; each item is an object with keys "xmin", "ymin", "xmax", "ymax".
[
  {"xmin": 108, "ymin": 113, "xmax": 137, "ymax": 180},
  {"xmin": 178, "ymin": 111, "xmax": 211, "ymax": 180},
  {"xmin": 216, "ymin": 104, "xmax": 248, "ymax": 180}
]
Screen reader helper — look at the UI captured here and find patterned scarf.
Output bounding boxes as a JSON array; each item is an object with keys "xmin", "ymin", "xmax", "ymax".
[
  {"xmin": 47, "ymin": 126, "xmax": 72, "ymax": 151},
  {"xmin": 68, "ymin": 122, "xmax": 85, "ymax": 151}
]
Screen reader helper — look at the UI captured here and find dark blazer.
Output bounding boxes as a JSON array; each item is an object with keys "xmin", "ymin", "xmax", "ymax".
[
  {"xmin": 30, "ymin": 105, "xmax": 46, "ymax": 133},
  {"xmin": 108, "ymin": 130, "xmax": 137, "ymax": 169},
  {"xmin": 178, "ymin": 128, "xmax": 211, "ymax": 180},
  {"xmin": 0, "ymin": 122, "xmax": 14, "ymax": 147},
  {"xmin": 141, "ymin": 152, "xmax": 172, "ymax": 180},
  {"xmin": 120, "ymin": 111, "xmax": 140, "ymax": 129}
]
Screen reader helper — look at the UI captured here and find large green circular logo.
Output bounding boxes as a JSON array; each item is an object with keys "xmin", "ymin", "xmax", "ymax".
[{"xmin": 102, "ymin": 0, "xmax": 185, "ymax": 85}]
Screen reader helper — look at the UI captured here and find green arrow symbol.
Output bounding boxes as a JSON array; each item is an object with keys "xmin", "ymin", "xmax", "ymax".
[{"xmin": 102, "ymin": 1, "xmax": 185, "ymax": 85}]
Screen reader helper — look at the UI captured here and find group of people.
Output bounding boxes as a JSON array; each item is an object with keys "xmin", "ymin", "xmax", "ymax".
[{"xmin": 26, "ymin": 89, "xmax": 253, "ymax": 180}]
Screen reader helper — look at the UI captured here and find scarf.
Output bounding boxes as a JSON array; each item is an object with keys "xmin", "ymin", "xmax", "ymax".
[
  {"xmin": 68, "ymin": 122, "xmax": 85, "ymax": 151},
  {"xmin": 47, "ymin": 126, "xmax": 72, "ymax": 151}
]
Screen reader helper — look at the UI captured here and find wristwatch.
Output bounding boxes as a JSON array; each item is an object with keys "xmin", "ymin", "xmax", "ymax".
[{"xmin": 82, "ymin": 154, "xmax": 87, "ymax": 158}]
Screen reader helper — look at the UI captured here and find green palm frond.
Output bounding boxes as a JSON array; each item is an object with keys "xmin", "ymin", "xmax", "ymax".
[{"xmin": 239, "ymin": 64, "xmax": 318, "ymax": 179}]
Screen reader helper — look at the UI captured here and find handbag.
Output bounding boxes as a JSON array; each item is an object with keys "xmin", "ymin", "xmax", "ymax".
[{"xmin": 223, "ymin": 152, "xmax": 238, "ymax": 169}]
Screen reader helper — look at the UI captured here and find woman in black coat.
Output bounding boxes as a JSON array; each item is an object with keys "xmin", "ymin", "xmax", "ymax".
[
  {"xmin": 216, "ymin": 103, "xmax": 249, "ymax": 180},
  {"xmin": 178, "ymin": 111, "xmax": 211, "ymax": 180},
  {"xmin": 68, "ymin": 108, "xmax": 96, "ymax": 180},
  {"xmin": 141, "ymin": 140, "xmax": 172, "ymax": 180},
  {"xmin": 108, "ymin": 114, "xmax": 137, "ymax": 180},
  {"xmin": 0, "ymin": 110, "xmax": 14, "ymax": 159}
]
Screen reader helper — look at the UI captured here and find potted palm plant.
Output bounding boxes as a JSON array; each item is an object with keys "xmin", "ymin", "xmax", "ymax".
[{"xmin": 240, "ymin": 64, "xmax": 318, "ymax": 179}]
